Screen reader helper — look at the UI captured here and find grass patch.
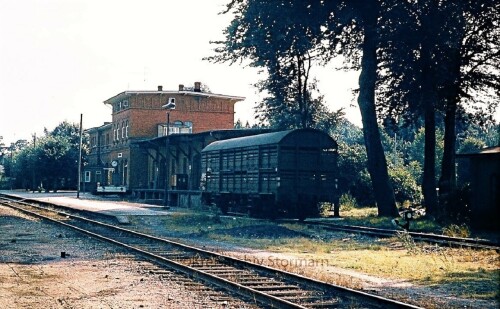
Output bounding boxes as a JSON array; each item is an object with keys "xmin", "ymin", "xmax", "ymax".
[
  {"xmin": 332, "ymin": 206, "xmax": 464, "ymax": 235},
  {"xmin": 160, "ymin": 211, "xmax": 269, "ymax": 235}
]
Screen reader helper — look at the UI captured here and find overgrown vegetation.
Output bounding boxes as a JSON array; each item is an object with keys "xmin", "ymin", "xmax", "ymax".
[{"xmin": 442, "ymin": 223, "xmax": 471, "ymax": 238}]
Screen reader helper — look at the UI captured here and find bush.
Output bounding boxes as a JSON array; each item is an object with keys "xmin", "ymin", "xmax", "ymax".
[
  {"xmin": 442, "ymin": 223, "xmax": 470, "ymax": 238},
  {"xmin": 339, "ymin": 193, "xmax": 358, "ymax": 212},
  {"xmin": 389, "ymin": 164, "xmax": 422, "ymax": 204}
]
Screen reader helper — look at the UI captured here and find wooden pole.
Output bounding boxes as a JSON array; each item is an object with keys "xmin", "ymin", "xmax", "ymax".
[{"xmin": 77, "ymin": 114, "xmax": 83, "ymax": 198}]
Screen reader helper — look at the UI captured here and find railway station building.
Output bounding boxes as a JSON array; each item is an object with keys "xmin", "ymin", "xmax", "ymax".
[{"xmin": 84, "ymin": 82, "xmax": 265, "ymax": 206}]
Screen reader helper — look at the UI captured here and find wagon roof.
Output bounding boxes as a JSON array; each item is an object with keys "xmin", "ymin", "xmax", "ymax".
[
  {"xmin": 202, "ymin": 128, "xmax": 335, "ymax": 152},
  {"xmin": 457, "ymin": 145, "xmax": 500, "ymax": 157}
]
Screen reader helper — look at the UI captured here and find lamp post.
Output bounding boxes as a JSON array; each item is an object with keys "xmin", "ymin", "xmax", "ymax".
[{"xmin": 162, "ymin": 101, "xmax": 175, "ymax": 207}]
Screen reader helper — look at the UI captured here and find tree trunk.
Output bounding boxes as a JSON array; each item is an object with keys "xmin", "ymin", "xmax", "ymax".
[
  {"xmin": 423, "ymin": 95, "xmax": 438, "ymax": 215},
  {"xmin": 419, "ymin": 2, "xmax": 441, "ymax": 216},
  {"xmin": 420, "ymin": 49, "xmax": 438, "ymax": 215},
  {"xmin": 439, "ymin": 12, "xmax": 464, "ymax": 215},
  {"xmin": 439, "ymin": 98, "xmax": 457, "ymax": 211},
  {"xmin": 358, "ymin": 3, "xmax": 399, "ymax": 217}
]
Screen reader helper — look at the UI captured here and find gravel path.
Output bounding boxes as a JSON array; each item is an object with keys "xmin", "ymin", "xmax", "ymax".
[{"xmin": 0, "ymin": 205, "xmax": 259, "ymax": 309}]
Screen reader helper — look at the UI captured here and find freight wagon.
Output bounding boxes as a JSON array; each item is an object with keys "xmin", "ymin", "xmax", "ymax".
[{"xmin": 200, "ymin": 129, "xmax": 338, "ymax": 219}]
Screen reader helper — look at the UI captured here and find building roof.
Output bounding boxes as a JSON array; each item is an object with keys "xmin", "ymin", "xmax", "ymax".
[
  {"xmin": 457, "ymin": 146, "xmax": 500, "ymax": 157},
  {"xmin": 133, "ymin": 129, "xmax": 270, "ymax": 148},
  {"xmin": 84, "ymin": 122, "xmax": 112, "ymax": 133},
  {"xmin": 104, "ymin": 89, "xmax": 245, "ymax": 105}
]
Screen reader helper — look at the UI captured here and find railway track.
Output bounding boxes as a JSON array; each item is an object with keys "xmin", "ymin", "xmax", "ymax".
[
  {"xmin": 0, "ymin": 195, "xmax": 421, "ymax": 309},
  {"xmin": 298, "ymin": 220, "xmax": 500, "ymax": 251}
]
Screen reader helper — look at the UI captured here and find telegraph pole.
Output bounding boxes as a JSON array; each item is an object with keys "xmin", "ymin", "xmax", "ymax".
[
  {"xmin": 77, "ymin": 114, "xmax": 83, "ymax": 198},
  {"xmin": 32, "ymin": 133, "xmax": 36, "ymax": 192}
]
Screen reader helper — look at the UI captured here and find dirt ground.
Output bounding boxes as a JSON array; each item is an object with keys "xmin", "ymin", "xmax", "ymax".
[{"xmin": 0, "ymin": 205, "xmax": 257, "ymax": 309}]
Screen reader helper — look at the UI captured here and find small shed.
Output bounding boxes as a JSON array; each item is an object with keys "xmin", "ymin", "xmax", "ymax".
[{"xmin": 457, "ymin": 146, "xmax": 499, "ymax": 230}]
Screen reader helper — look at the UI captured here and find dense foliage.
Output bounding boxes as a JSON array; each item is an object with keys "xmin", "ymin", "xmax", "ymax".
[
  {"xmin": 332, "ymin": 119, "xmax": 497, "ymax": 211},
  {"xmin": 0, "ymin": 122, "xmax": 88, "ymax": 191}
]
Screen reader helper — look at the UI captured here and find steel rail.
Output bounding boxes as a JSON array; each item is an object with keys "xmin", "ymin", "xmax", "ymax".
[
  {"xmin": 0, "ymin": 196, "xmax": 421, "ymax": 309},
  {"xmin": 298, "ymin": 220, "xmax": 499, "ymax": 251}
]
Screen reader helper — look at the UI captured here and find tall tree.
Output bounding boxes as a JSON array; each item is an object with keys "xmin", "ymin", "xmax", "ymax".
[
  {"xmin": 350, "ymin": 0, "xmax": 399, "ymax": 216},
  {"xmin": 211, "ymin": 1, "xmax": 334, "ymax": 130},
  {"xmin": 376, "ymin": 0, "xmax": 500, "ymax": 215},
  {"xmin": 439, "ymin": 2, "xmax": 500, "ymax": 213}
]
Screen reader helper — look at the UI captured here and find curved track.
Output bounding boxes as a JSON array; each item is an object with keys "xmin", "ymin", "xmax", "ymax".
[{"xmin": 0, "ymin": 195, "xmax": 421, "ymax": 309}]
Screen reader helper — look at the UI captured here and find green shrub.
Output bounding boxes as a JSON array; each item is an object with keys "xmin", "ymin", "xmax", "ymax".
[
  {"xmin": 389, "ymin": 164, "xmax": 422, "ymax": 204},
  {"xmin": 339, "ymin": 193, "xmax": 358, "ymax": 211}
]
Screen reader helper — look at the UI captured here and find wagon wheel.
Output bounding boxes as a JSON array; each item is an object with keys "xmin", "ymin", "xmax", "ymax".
[{"xmin": 219, "ymin": 202, "xmax": 229, "ymax": 215}]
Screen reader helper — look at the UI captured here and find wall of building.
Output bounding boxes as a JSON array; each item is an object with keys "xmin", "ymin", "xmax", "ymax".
[
  {"xmin": 123, "ymin": 94, "xmax": 235, "ymax": 137},
  {"xmin": 469, "ymin": 155, "xmax": 499, "ymax": 230}
]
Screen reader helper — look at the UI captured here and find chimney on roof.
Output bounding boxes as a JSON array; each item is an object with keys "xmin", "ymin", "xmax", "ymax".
[
  {"xmin": 158, "ymin": 85, "xmax": 163, "ymax": 91},
  {"xmin": 178, "ymin": 84, "xmax": 184, "ymax": 91},
  {"xmin": 194, "ymin": 82, "xmax": 201, "ymax": 92}
]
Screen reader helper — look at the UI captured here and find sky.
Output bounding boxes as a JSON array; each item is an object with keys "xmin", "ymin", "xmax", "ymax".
[{"xmin": 1, "ymin": 0, "xmax": 364, "ymax": 145}]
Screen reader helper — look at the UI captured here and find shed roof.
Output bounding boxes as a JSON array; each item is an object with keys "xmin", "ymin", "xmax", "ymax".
[{"xmin": 133, "ymin": 129, "xmax": 270, "ymax": 148}]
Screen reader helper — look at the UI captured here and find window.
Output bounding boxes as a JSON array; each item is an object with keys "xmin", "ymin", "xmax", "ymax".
[
  {"xmin": 126, "ymin": 120, "xmax": 129, "ymax": 138},
  {"xmin": 121, "ymin": 121, "xmax": 125, "ymax": 139},
  {"xmin": 84, "ymin": 171, "xmax": 91, "ymax": 183},
  {"xmin": 95, "ymin": 171, "xmax": 102, "ymax": 184}
]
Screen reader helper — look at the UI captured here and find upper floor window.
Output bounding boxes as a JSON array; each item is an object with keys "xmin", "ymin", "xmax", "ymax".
[
  {"xmin": 91, "ymin": 136, "xmax": 97, "ymax": 148},
  {"xmin": 115, "ymin": 124, "xmax": 120, "ymax": 141},
  {"xmin": 114, "ymin": 99, "xmax": 129, "ymax": 113}
]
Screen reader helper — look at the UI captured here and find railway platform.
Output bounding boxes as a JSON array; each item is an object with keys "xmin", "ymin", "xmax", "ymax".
[{"xmin": 0, "ymin": 190, "xmax": 170, "ymax": 222}]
